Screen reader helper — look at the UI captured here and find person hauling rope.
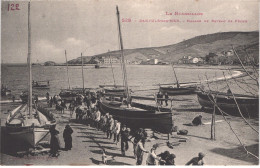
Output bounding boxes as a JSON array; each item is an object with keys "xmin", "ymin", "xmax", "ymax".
[
  {"xmin": 120, "ymin": 124, "xmax": 130, "ymax": 156},
  {"xmin": 135, "ymin": 136, "xmax": 149, "ymax": 165},
  {"xmin": 113, "ymin": 120, "xmax": 121, "ymax": 144},
  {"xmin": 146, "ymin": 144, "xmax": 161, "ymax": 165}
]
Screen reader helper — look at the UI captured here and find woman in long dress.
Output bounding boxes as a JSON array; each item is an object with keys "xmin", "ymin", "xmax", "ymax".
[
  {"xmin": 50, "ymin": 125, "xmax": 61, "ymax": 157},
  {"xmin": 63, "ymin": 124, "xmax": 73, "ymax": 150}
]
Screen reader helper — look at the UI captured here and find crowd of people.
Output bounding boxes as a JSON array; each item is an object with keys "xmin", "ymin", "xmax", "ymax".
[{"xmin": 46, "ymin": 91, "xmax": 206, "ymax": 165}]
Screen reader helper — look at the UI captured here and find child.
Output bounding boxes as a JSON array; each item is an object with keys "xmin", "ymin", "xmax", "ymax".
[{"xmin": 102, "ymin": 149, "xmax": 114, "ymax": 164}]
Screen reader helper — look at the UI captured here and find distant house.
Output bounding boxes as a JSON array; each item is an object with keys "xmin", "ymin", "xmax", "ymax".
[
  {"xmin": 225, "ymin": 50, "xmax": 234, "ymax": 56},
  {"xmin": 147, "ymin": 58, "xmax": 159, "ymax": 64},
  {"xmin": 179, "ymin": 56, "xmax": 202, "ymax": 64},
  {"xmin": 181, "ymin": 56, "xmax": 192, "ymax": 64},
  {"xmin": 140, "ymin": 58, "xmax": 159, "ymax": 65},
  {"xmin": 190, "ymin": 57, "xmax": 199, "ymax": 64},
  {"xmin": 102, "ymin": 56, "xmax": 119, "ymax": 64}
]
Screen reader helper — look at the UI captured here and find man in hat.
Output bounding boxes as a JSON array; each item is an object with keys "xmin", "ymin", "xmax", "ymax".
[
  {"xmin": 146, "ymin": 144, "xmax": 161, "ymax": 165},
  {"xmin": 107, "ymin": 115, "xmax": 114, "ymax": 139},
  {"xmin": 105, "ymin": 113, "xmax": 110, "ymax": 136},
  {"xmin": 113, "ymin": 120, "xmax": 121, "ymax": 144},
  {"xmin": 164, "ymin": 93, "xmax": 169, "ymax": 106},
  {"xmin": 186, "ymin": 152, "xmax": 206, "ymax": 165},
  {"xmin": 192, "ymin": 115, "xmax": 204, "ymax": 126},
  {"xmin": 120, "ymin": 124, "xmax": 130, "ymax": 156},
  {"xmin": 95, "ymin": 109, "xmax": 101, "ymax": 130}
]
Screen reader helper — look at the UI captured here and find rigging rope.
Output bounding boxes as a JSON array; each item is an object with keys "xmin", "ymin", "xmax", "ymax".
[
  {"xmin": 209, "ymin": 95, "xmax": 259, "ymax": 160},
  {"xmin": 222, "ymin": 72, "xmax": 259, "ymax": 134}
]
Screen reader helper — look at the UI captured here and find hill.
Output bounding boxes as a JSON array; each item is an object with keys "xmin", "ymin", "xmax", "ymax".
[{"xmin": 68, "ymin": 31, "xmax": 259, "ymax": 64}]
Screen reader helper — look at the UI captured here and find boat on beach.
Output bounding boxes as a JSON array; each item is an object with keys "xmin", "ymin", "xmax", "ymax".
[
  {"xmin": 6, "ymin": 2, "xmax": 56, "ymax": 148},
  {"xmin": 102, "ymin": 86, "xmax": 125, "ymax": 95},
  {"xmin": 59, "ymin": 88, "xmax": 91, "ymax": 102},
  {"xmin": 6, "ymin": 104, "xmax": 56, "ymax": 147},
  {"xmin": 99, "ymin": 51, "xmax": 125, "ymax": 95},
  {"xmin": 159, "ymin": 63, "xmax": 197, "ymax": 95},
  {"xmin": 197, "ymin": 90, "xmax": 259, "ymax": 117},
  {"xmin": 99, "ymin": 6, "xmax": 173, "ymax": 134},
  {"xmin": 160, "ymin": 85, "xmax": 197, "ymax": 95},
  {"xmin": 99, "ymin": 99, "xmax": 173, "ymax": 133},
  {"xmin": 59, "ymin": 51, "xmax": 89, "ymax": 102}
]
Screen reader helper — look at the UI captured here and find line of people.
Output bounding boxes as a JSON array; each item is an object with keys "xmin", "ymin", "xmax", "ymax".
[{"xmin": 47, "ymin": 91, "xmax": 205, "ymax": 165}]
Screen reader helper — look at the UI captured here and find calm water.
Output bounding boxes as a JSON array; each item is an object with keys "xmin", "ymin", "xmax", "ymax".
[{"xmin": 0, "ymin": 64, "xmax": 254, "ymax": 97}]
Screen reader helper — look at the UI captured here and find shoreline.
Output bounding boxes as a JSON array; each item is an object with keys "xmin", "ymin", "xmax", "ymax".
[{"xmin": 1, "ymin": 95, "xmax": 258, "ymax": 165}]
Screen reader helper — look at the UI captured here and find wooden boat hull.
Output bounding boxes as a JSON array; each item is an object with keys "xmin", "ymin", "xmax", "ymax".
[
  {"xmin": 5, "ymin": 125, "xmax": 50, "ymax": 147},
  {"xmin": 59, "ymin": 91, "xmax": 79, "ymax": 102},
  {"xmin": 99, "ymin": 100, "xmax": 173, "ymax": 134},
  {"xmin": 104, "ymin": 87, "xmax": 125, "ymax": 95},
  {"xmin": 197, "ymin": 91, "xmax": 259, "ymax": 117},
  {"xmin": 160, "ymin": 86, "xmax": 196, "ymax": 95},
  {"xmin": 5, "ymin": 105, "xmax": 56, "ymax": 147}
]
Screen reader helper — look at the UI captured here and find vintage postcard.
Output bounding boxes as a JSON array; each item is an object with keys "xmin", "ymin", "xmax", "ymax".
[{"xmin": 1, "ymin": 0, "xmax": 259, "ymax": 166}]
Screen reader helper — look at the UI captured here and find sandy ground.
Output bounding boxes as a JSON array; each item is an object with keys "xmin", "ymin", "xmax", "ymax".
[{"xmin": 1, "ymin": 92, "xmax": 258, "ymax": 166}]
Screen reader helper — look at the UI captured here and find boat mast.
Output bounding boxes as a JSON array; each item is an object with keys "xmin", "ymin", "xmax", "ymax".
[
  {"xmin": 116, "ymin": 6, "xmax": 130, "ymax": 102},
  {"xmin": 108, "ymin": 50, "xmax": 116, "ymax": 87},
  {"xmin": 28, "ymin": 2, "xmax": 33, "ymax": 118},
  {"xmin": 65, "ymin": 50, "xmax": 71, "ymax": 89},
  {"xmin": 81, "ymin": 53, "xmax": 85, "ymax": 92},
  {"xmin": 171, "ymin": 63, "xmax": 180, "ymax": 88}
]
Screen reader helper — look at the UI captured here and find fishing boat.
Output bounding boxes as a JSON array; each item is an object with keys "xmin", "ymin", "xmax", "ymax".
[
  {"xmin": 160, "ymin": 85, "xmax": 197, "ymax": 95},
  {"xmin": 99, "ymin": 99, "xmax": 173, "ymax": 133},
  {"xmin": 197, "ymin": 90, "xmax": 259, "ymax": 117},
  {"xmin": 159, "ymin": 63, "xmax": 197, "ymax": 95},
  {"xmin": 59, "ymin": 51, "xmax": 86, "ymax": 102},
  {"xmin": 99, "ymin": 6, "xmax": 173, "ymax": 134},
  {"xmin": 102, "ymin": 86, "xmax": 125, "ymax": 95},
  {"xmin": 6, "ymin": 2, "xmax": 56, "ymax": 148},
  {"xmin": 59, "ymin": 88, "xmax": 89, "ymax": 102},
  {"xmin": 32, "ymin": 80, "xmax": 50, "ymax": 89},
  {"xmin": 100, "ymin": 51, "xmax": 125, "ymax": 94}
]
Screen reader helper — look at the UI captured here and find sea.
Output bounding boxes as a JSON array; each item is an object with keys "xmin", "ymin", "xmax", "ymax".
[{"xmin": 1, "ymin": 64, "xmax": 257, "ymax": 98}]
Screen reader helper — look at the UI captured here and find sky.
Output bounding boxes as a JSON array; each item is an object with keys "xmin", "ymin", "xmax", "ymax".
[{"xmin": 1, "ymin": 0, "xmax": 259, "ymax": 63}]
